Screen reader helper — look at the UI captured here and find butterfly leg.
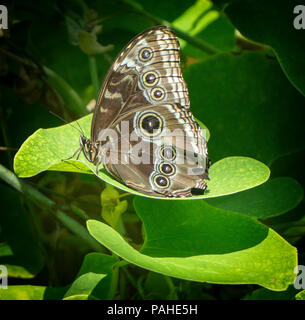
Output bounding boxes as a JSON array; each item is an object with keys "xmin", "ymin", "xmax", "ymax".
[{"xmin": 61, "ymin": 147, "xmax": 81, "ymax": 162}]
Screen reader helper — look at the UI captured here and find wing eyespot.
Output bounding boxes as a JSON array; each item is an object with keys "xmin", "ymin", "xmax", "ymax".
[
  {"xmin": 139, "ymin": 47, "xmax": 153, "ymax": 62},
  {"xmin": 158, "ymin": 162, "xmax": 176, "ymax": 176},
  {"xmin": 138, "ymin": 112, "xmax": 164, "ymax": 137},
  {"xmin": 142, "ymin": 71, "xmax": 159, "ymax": 87},
  {"xmin": 160, "ymin": 146, "xmax": 176, "ymax": 161},
  {"xmin": 153, "ymin": 174, "xmax": 170, "ymax": 189},
  {"xmin": 151, "ymin": 87, "xmax": 165, "ymax": 101}
]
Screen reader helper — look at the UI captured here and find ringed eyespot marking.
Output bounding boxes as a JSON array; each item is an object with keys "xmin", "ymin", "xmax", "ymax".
[
  {"xmin": 153, "ymin": 174, "xmax": 170, "ymax": 189},
  {"xmin": 151, "ymin": 87, "xmax": 165, "ymax": 101},
  {"xmin": 139, "ymin": 47, "xmax": 153, "ymax": 61},
  {"xmin": 138, "ymin": 112, "xmax": 163, "ymax": 137},
  {"xmin": 160, "ymin": 146, "xmax": 176, "ymax": 161},
  {"xmin": 159, "ymin": 162, "xmax": 176, "ymax": 176},
  {"xmin": 142, "ymin": 71, "xmax": 159, "ymax": 87}
]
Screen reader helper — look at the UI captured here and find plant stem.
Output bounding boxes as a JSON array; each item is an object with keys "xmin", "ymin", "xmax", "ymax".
[
  {"xmin": 0, "ymin": 164, "xmax": 104, "ymax": 252},
  {"xmin": 88, "ymin": 55, "xmax": 100, "ymax": 97},
  {"xmin": 121, "ymin": 266, "xmax": 138, "ymax": 290},
  {"xmin": 164, "ymin": 275, "xmax": 178, "ymax": 299},
  {"xmin": 115, "ymin": 260, "xmax": 130, "ymax": 268},
  {"xmin": 137, "ymin": 275, "xmax": 146, "ymax": 299},
  {"xmin": 119, "ymin": 270, "xmax": 126, "ymax": 299},
  {"xmin": 117, "ymin": 192, "xmax": 132, "ymax": 199},
  {"xmin": 108, "ymin": 263, "xmax": 120, "ymax": 299},
  {"xmin": 30, "ymin": 183, "xmax": 101, "ymax": 208},
  {"xmin": 0, "ymin": 99, "xmax": 13, "ymax": 169},
  {"xmin": 70, "ymin": 204, "xmax": 91, "ymax": 221},
  {"xmin": 43, "ymin": 66, "xmax": 85, "ymax": 116}
]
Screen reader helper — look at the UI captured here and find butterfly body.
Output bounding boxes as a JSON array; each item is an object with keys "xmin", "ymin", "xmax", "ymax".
[{"xmin": 80, "ymin": 25, "xmax": 210, "ymax": 198}]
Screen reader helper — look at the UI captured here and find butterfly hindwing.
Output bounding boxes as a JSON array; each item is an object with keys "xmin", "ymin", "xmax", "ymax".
[{"xmin": 101, "ymin": 103, "xmax": 209, "ymax": 197}]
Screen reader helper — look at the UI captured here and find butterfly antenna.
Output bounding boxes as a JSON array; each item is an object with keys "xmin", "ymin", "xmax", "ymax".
[
  {"xmin": 74, "ymin": 118, "xmax": 85, "ymax": 136},
  {"xmin": 49, "ymin": 111, "xmax": 85, "ymax": 136}
]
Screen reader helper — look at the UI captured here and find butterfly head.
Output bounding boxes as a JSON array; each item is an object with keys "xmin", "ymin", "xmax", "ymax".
[{"xmin": 80, "ymin": 135, "xmax": 98, "ymax": 164}]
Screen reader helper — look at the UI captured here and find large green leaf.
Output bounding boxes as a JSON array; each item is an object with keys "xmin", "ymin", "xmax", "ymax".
[
  {"xmin": 184, "ymin": 52, "xmax": 305, "ymax": 165},
  {"xmin": 214, "ymin": 0, "xmax": 305, "ymax": 97},
  {"xmin": 87, "ymin": 199, "xmax": 297, "ymax": 290},
  {"xmin": 14, "ymin": 115, "xmax": 270, "ymax": 199},
  {"xmin": 206, "ymin": 177, "xmax": 304, "ymax": 219}
]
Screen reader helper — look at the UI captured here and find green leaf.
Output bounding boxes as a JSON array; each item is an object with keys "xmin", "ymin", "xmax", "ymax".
[
  {"xmin": 0, "ymin": 285, "xmax": 66, "ymax": 300},
  {"xmin": 143, "ymin": 272, "xmax": 171, "ymax": 299},
  {"xmin": 0, "ymin": 286, "xmax": 47, "ymax": 300},
  {"xmin": 14, "ymin": 113, "xmax": 270, "ymax": 199},
  {"xmin": 78, "ymin": 30, "xmax": 114, "ymax": 56},
  {"xmin": 295, "ymin": 290, "xmax": 305, "ymax": 300},
  {"xmin": 101, "ymin": 185, "xmax": 128, "ymax": 228},
  {"xmin": 214, "ymin": 0, "xmax": 305, "ymax": 97},
  {"xmin": 87, "ymin": 199, "xmax": 297, "ymax": 291},
  {"xmin": 172, "ymin": 0, "xmax": 236, "ymax": 57},
  {"xmin": 206, "ymin": 177, "xmax": 304, "ymax": 219},
  {"xmin": 203, "ymin": 156, "xmax": 270, "ymax": 198},
  {"xmin": 63, "ymin": 273, "xmax": 107, "ymax": 300},
  {"xmin": 184, "ymin": 52, "xmax": 305, "ymax": 165},
  {"xmin": 0, "ymin": 243, "xmax": 34, "ymax": 278},
  {"xmin": 140, "ymin": 0, "xmax": 197, "ymax": 23},
  {"xmin": 0, "ymin": 264, "xmax": 33, "ymax": 279},
  {"xmin": 243, "ymin": 285, "xmax": 298, "ymax": 300},
  {"xmin": 64, "ymin": 253, "xmax": 118, "ymax": 300}
]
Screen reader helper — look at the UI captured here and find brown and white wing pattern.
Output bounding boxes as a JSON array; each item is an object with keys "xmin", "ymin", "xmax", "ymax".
[
  {"xmin": 91, "ymin": 25, "xmax": 189, "ymax": 141},
  {"xmin": 88, "ymin": 25, "xmax": 210, "ymax": 198},
  {"xmin": 102, "ymin": 102, "xmax": 210, "ymax": 198}
]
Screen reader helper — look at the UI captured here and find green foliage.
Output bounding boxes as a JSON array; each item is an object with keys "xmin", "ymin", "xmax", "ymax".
[
  {"xmin": 0, "ymin": 185, "xmax": 43, "ymax": 278},
  {"xmin": 243, "ymin": 285, "xmax": 299, "ymax": 300},
  {"xmin": 0, "ymin": 286, "xmax": 55, "ymax": 300},
  {"xmin": 63, "ymin": 253, "xmax": 118, "ymax": 300},
  {"xmin": 214, "ymin": 0, "xmax": 305, "ymax": 97},
  {"xmin": 88, "ymin": 199, "xmax": 296, "ymax": 290},
  {"xmin": 295, "ymin": 290, "xmax": 305, "ymax": 300},
  {"xmin": 184, "ymin": 52, "xmax": 305, "ymax": 165},
  {"xmin": 0, "ymin": 0, "xmax": 304, "ymax": 301},
  {"xmin": 206, "ymin": 177, "xmax": 304, "ymax": 219}
]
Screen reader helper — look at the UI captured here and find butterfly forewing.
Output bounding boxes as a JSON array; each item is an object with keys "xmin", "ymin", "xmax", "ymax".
[{"xmin": 91, "ymin": 26, "xmax": 189, "ymax": 141}]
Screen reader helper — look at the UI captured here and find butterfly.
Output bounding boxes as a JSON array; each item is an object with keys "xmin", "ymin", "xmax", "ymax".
[{"xmin": 77, "ymin": 25, "xmax": 210, "ymax": 198}]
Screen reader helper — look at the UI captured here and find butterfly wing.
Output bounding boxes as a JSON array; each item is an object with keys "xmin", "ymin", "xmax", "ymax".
[
  {"xmin": 91, "ymin": 25, "xmax": 188, "ymax": 141},
  {"xmin": 91, "ymin": 25, "xmax": 210, "ymax": 197},
  {"xmin": 101, "ymin": 102, "xmax": 209, "ymax": 197}
]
